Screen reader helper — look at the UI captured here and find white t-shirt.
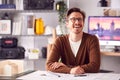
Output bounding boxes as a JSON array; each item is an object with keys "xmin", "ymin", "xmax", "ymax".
[{"xmin": 69, "ymin": 38, "xmax": 82, "ymax": 57}]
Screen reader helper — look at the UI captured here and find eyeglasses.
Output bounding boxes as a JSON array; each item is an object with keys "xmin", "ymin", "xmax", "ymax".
[{"xmin": 69, "ymin": 17, "xmax": 83, "ymax": 22}]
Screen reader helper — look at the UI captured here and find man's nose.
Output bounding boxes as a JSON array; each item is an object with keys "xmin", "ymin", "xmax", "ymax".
[{"xmin": 74, "ymin": 19, "xmax": 80, "ymax": 23}]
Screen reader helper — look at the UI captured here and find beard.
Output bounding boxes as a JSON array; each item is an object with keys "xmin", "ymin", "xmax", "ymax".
[{"xmin": 73, "ymin": 26, "xmax": 83, "ymax": 34}]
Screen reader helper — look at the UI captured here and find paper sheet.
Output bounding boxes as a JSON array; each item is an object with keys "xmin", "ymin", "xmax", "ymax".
[{"xmin": 17, "ymin": 70, "xmax": 120, "ymax": 80}]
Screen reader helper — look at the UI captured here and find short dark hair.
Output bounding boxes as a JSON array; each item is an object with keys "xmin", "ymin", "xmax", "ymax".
[{"xmin": 66, "ymin": 7, "xmax": 86, "ymax": 21}]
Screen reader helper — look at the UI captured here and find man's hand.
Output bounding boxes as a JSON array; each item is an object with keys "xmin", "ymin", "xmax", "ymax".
[
  {"xmin": 51, "ymin": 62, "xmax": 66, "ymax": 70},
  {"xmin": 70, "ymin": 66, "xmax": 85, "ymax": 74}
]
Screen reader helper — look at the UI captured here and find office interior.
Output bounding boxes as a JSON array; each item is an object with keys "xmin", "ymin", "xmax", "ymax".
[{"xmin": 0, "ymin": 0, "xmax": 120, "ymax": 77}]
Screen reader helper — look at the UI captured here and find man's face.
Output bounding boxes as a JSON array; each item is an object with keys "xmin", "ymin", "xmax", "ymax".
[{"xmin": 66, "ymin": 12, "xmax": 84, "ymax": 34}]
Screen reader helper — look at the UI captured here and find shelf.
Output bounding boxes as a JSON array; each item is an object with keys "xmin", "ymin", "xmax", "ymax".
[
  {"xmin": 0, "ymin": 34, "xmax": 52, "ymax": 37},
  {"xmin": 0, "ymin": 9, "xmax": 57, "ymax": 13},
  {"xmin": 101, "ymin": 51, "xmax": 120, "ymax": 56}
]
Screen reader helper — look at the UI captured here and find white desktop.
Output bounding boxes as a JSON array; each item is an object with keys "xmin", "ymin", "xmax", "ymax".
[{"xmin": 99, "ymin": 40, "xmax": 120, "ymax": 52}]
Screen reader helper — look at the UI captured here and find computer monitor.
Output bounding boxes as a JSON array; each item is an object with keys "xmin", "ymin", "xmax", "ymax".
[{"xmin": 88, "ymin": 16, "xmax": 120, "ymax": 47}]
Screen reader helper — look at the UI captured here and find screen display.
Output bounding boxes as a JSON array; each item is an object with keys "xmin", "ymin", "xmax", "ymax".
[{"xmin": 88, "ymin": 16, "xmax": 120, "ymax": 41}]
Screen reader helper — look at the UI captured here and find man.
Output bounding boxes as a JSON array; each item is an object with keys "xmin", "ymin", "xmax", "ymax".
[{"xmin": 46, "ymin": 7, "xmax": 100, "ymax": 74}]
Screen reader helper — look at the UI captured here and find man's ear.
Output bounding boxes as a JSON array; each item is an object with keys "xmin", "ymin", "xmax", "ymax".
[
  {"xmin": 65, "ymin": 22, "xmax": 68, "ymax": 28},
  {"xmin": 65, "ymin": 20, "xmax": 69, "ymax": 25}
]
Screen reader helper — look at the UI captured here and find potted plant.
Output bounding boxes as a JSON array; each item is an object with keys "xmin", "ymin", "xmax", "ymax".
[{"xmin": 56, "ymin": 0, "xmax": 68, "ymax": 34}]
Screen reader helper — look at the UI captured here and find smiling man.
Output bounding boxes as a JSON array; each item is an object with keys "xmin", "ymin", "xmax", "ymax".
[{"xmin": 46, "ymin": 7, "xmax": 101, "ymax": 74}]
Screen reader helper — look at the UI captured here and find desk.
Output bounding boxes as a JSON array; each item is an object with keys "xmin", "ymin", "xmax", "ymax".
[
  {"xmin": 17, "ymin": 70, "xmax": 120, "ymax": 80},
  {"xmin": 101, "ymin": 51, "xmax": 120, "ymax": 56}
]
